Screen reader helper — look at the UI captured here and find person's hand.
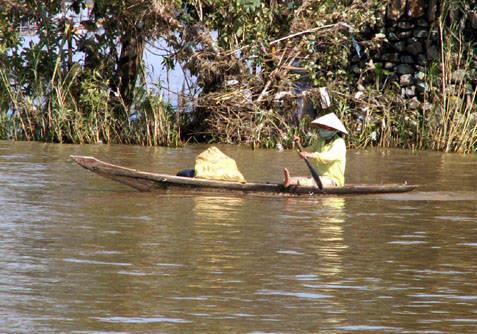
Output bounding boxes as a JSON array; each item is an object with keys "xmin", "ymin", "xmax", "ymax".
[
  {"xmin": 299, "ymin": 151, "xmax": 312, "ymax": 160},
  {"xmin": 293, "ymin": 135, "xmax": 301, "ymax": 145}
]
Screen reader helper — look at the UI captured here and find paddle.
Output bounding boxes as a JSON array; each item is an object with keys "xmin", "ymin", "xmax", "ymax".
[{"xmin": 296, "ymin": 142, "xmax": 323, "ymax": 190}]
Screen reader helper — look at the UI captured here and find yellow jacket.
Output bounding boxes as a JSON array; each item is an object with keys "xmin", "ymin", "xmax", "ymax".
[{"xmin": 308, "ymin": 136, "xmax": 346, "ymax": 187}]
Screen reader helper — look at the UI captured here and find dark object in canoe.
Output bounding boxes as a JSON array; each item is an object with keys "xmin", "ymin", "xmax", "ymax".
[{"xmin": 70, "ymin": 155, "xmax": 417, "ymax": 196}]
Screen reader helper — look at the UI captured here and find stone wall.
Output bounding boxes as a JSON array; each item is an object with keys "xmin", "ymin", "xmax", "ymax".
[{"xmin": 381, "ymin": 0, "xmax": 438, "ymax": 100}]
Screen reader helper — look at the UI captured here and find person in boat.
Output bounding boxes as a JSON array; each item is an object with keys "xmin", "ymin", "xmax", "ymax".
[{"xmin": 283, "ymin": 112, "xmax": 348, "ymax": 188}]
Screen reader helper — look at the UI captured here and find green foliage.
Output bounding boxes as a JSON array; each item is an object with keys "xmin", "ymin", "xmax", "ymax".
[
  {"xmin": 0, "ymin": 0, "xmax": 181, "ymax": 145},
  {"xmin": 1, "ymin": 0, "xmax": 476, "ymax": 152},
  {"xmin": 191, "ymin": 0, "xmax": 273, "ymax": 48}
]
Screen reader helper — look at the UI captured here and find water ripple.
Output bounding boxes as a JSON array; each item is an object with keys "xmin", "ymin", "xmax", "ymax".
[
  {"xmin": 92, "ymin": 316, "xmax": 191, "ymax": 324},
  {"xmin": 337, "ymin": 325, "xmax": 400, "ymax": 332},
  {"xmin": 255, "ymin": 289, "xmax": 332, "ymax": 299},
  {"xmin": 62, "ymin": 258, "xmax": 131, "ymax": 266}
]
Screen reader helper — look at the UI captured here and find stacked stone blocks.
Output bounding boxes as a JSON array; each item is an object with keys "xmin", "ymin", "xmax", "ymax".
[{"xmin": 383, "ymin": 0, "xmax": 438, "ymax": 99}]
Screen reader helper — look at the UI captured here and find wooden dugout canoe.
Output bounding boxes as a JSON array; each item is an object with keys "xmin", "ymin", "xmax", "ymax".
[{"xmin": 70, "ymin": 155, "xmax": 416, "ymax": 196}]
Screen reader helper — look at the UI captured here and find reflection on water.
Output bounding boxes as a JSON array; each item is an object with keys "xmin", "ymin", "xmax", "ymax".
[
  {"xmin": 314, "ymin": 197, "xmax": 346, "ymax": 277},
  {"xmin": 192, "ymin": 195, "xmax": 245, "ymax": 223},
  {"xmin": 1, "ymin": 141, "xmax": 477, "ymax": 333},
  {"xmin": 381, "ymin": 191, "xmax": 477, "ymax": 201}
]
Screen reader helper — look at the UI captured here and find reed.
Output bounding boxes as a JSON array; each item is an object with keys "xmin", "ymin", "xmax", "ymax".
[
  {"xmin": 128, "ymin": 89, "xmax": 182, "ymax": 147},
  {"xmin": 419, "ymin": 4, "xmax": 477, "ymax": 153},
  {"xmin": 0, "ymin": 64, "xmax": 182, "ymax": 146}
]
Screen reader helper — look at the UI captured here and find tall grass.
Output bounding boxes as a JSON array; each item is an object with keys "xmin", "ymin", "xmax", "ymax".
[
  {"xmin": 0, "ymin": 64, "xmax": 182, "ymax": 146},
  {"xmin": 420, "ymin": 5, "xmax": 477, "ymax": 153}
]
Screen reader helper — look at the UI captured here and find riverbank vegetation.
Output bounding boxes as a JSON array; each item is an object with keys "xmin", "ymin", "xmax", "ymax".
[{"xmin": 1, "ymin": 0, "xmax": 476, "ymax": 152}]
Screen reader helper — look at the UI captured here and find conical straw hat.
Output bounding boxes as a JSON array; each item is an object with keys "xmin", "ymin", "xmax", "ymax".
[{"xmin": 310, "ymin": 112, "xmax": 348, "ymax": 135}]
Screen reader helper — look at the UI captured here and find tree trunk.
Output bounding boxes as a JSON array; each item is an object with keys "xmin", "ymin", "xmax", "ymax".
[{"xmin": 115, "ymin": 30, "xmax": 145, "ymax": 111}]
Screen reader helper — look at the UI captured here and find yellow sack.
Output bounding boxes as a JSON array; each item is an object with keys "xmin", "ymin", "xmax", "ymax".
[{"xmin": 194, "ymin": 147, "xmax": 247, "ymax": 183}]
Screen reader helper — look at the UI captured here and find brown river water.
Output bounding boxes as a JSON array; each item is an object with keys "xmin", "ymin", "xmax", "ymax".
[{"xmin": 1, "ymin": 140, "xmax": 476, "ymax": 333}]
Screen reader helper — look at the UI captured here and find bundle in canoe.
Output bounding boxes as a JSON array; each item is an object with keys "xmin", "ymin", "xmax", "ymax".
[{"xmin": 70, "ymin": 155, "xmax": 416, "ymax": 196}]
